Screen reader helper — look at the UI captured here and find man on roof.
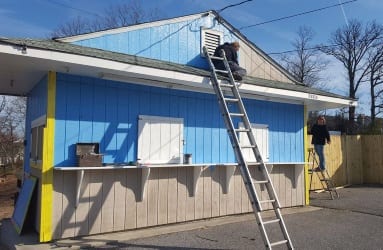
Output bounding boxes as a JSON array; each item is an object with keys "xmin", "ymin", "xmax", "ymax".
[{"xmin": 213, "ymin": 41, "xmax": 247, "ymax": 81}]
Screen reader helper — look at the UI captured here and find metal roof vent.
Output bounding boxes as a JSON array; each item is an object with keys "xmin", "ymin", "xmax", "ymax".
[{"xmin": 201, "ymin": 28, "xmax": 223, "ymax": 56}]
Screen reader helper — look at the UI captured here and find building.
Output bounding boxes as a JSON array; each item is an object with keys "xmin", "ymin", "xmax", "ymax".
[{"xmin": 0, "ymin": 11, "xmax": 356, "ymax": 242}]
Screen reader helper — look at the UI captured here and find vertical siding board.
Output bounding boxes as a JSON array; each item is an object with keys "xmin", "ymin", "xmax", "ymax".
[
  {"xmin": 211, "ymin": 98, "xmax": 221, "ymax": 163},
  {"xmin": 169, "ymin": 22, "xmax": 180, "ymax": 63},
  {"xmin": 219, "ymin": 166, "xmax": 229, "ymax": 216},
  {"xmin": 127, "ymin": 89, "xmax": 139, "ymax": 162},
  {"xmin": 185, "ymin": 97, "xmax": 196, "ymax": 161},
  {"xmin": 92, "ymin": 81, "xmax": 106, "ymax": 156},
  {"xmin": 136, "ymin": 173, "xmax": 148, "ymax": 227},
  {"xmin": 116, "ymin": 88, "xmax": 130, "ymax": 163},
  {"xmin": 138, "ymin": 29, "xmax": 151, "ymax": 58},
  {"xmin": 203, "ymin": 99, "xmax": 212, "ymax": 163},
  {"xmin": 52, "ymin": 171, "xmax": 63, "ymax": 239},
  {"xmin": 194, "ymin": 166, "xmax": 204, "ymax": 219},
  {"xmin": 211, "ymin": 166, "xmax": 220, "ymax": 217},
  {"xmin": 158, "ymin": 168, "xmax": 169, "ymax": 225},
  {"xmin": 75, "ymin": 171, "xmax": 90, "ymax": 236},
  {"xmin": 195, "ymin": 99, "xmax": 204, "ymax": 163},
  {"xmin": 203, "ymin": 167, "xmax": 212, "ymax": 218},
  {"xmin": 54, "ymin": 80, "xmax": 67, "ymax": 166},
  {"xmin": 64, "ymin": 81, "xmax": 81, "ymax": 166},
  {"xmin": 150, "ymin": 27, "xmax": 161, "ymax": 60},
  {"xmin": 79, "ymin": 80, "xmax": 94, "ymax": 143},
  {"xmin": 160, "ymin": 24, "xmax": 170, "ymax": 62},
  {"xmin": 88, "ymin": 171, "xmax": 102, "ymax": 234},
  {"xmin": 101, "ymin": 170, "xmax": 115, "ymax": 232},
  {"xmin": 147, "ymin": 168, "xmax": 159, "ymax": 226},
  {"xmin": 113, "ymin": 169, "xmax": 126, "ymax": 231},
  {"xmin": 167, "ymin": 168, "xmax": 178, "ymax": 223},
  {"xmin": 234, "ymin": 168, "xmax": 242, "ymax": 214},
  {"xmin": 178, "ymin": 21, "xmax": 188, "ymax": 64},
  {"xmin": 185, "ymin": 166, "xmax": 195, "ymax": 221},
  {"xmin": 104, "ymin": 87, "xmax": 118, "ymax": 163},
  {"xmin": 60, "ymin": 172, "xmax": 76, "ymax": 238},
  {"xmin": 177, "ymin": 167, "xmax": 187, "ymax": 222},
  {"xmin": 125, "ymin": 168, "xmax": 138, "ymax": 229}
]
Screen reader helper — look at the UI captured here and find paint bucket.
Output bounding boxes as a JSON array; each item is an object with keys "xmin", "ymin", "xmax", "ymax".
[{"xmin": 184, "ymin": 154, "xmax": 192, "ymax": 164}]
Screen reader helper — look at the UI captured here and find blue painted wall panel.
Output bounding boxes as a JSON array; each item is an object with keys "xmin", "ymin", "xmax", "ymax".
[
  {"xmin": 71, "ymin": 15, "xmax": 235, "ymax": 69},
  {"xmin": 53, "ymin": 73, "xmax": 304, "ymax": 166},
  {"xmin": 24, "ymin": 76, "xmax": 48, "ymax": 173}
]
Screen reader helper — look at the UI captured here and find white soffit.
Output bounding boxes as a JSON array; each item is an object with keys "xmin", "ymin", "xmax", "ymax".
[{"xmin": 0, "ymin": 42, "xmax": 355, "ymax": 111}]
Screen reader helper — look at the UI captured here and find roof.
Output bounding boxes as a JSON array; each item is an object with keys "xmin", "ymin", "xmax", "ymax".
[{"xmin": 0, "ymin": 37, "xmax": 356, "ymax": 111}]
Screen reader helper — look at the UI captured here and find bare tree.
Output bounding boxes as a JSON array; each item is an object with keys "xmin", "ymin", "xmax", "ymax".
[
  {"xmin": 0, "ymin": 96, "xmax": 26, "ymax": 169},
  {"xmin": 280, "ymin": 26, "xmax": 327, "ymax": 88},
  {"xmin": 51, "ymin": 0, "xmax": 163, "ymax": 38},
  {"xmin": 366, "ymin": 41, "xmax": 383, "ymax": 124},
  {"xmin": 320, "ymin": 19, "xmax": 383, "ymax": 125}
]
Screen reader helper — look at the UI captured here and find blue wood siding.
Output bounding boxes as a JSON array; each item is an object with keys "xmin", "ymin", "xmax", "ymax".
[
  {"xmin": 72, "ymin": 15, "xmax": 237, "ymax": 69},
  {"xmin": 24, "ymin": 76, "xmax": 48, "ymax": 173},
  {"xmin": 53, "ymin": 73, "xmax": 304, "ymax": 167}
]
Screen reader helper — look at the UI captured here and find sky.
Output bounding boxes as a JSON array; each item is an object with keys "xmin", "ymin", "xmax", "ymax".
[{"xmin": 1, "ymin": 0, "xmax": 383, "ymax": 115}]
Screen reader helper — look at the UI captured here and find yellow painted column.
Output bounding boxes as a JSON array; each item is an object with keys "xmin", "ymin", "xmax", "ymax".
[
  {"xmin": 303, "ymin": 105, "xmax": 310, "ymax": 205},
  {"xmin": 40, "ymin": 71, "xmax": 56, "ymax": 242}
]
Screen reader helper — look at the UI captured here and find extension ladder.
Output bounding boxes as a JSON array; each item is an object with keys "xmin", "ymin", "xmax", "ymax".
[
  {"xmin": 308, "ymin": 148, "xmax": 339, "ymax": 199},
  {"xmin": 203, "ymin": 46, "xmax": 294, "ymax": 250}
]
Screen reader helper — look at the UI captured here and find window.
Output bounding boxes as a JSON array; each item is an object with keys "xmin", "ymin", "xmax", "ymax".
[
  {"xmin": 30, "ymin": 115, "xmax": 45, "ymax": 162},
  {"xmin": 137, "ymin": 115, "xmax": 184, "ymax": 164},
  {"xmin": 238, "ymin": 123, "xmax": 269, "ymax": 162},
  {"xmin": 201, "ymin": 28, "xmax": 223, "ymax": 56}
]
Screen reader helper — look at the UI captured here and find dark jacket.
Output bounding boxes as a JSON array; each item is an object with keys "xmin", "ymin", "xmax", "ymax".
[
  {"xmin": 213, "ymin": 43, "xmax": 238, "ymax": 69},
  {"xmin": 311, "ymin": 124, "xmax": 330, "ymax": 145}
]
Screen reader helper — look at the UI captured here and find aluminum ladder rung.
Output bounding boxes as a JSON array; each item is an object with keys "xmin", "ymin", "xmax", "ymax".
[
  {"xmin": 215, "ymin": 69, "xmax": 229, "ymax": 74},
  {"xmin": 235, "ymin": 128, "xmax": 250, "ymax": 132},
  {"xmin": 229, "ymin": 113, "xmax": 245, "ymax": 117},
  {"xmin": 210, "ymin": 55, "xmax": 225, "ymax": 60},
  {"xmin": 219, "ymin": 83, "xmax": 234, "ymax": 88},
  {"xmin": 263, "ymin": 218, "xmax": 280, "ymax": 225},
  {"xmin": 259, "ymin": 199, "xmax": 276, "ymax": 204},
  {"xmin": 253, "ymin": 180, "xmax": 269, "ymax": 184},
  {"xmin": 270, "ymin": 240, "xmax": 288, "ymax": 247},
  {"xmin": 224, "ymin": 97, "xmax": 239, "ymax": 102},
  {"xmin": 241, "ymin": 145, "xmax": 255, "ymax": 148}
]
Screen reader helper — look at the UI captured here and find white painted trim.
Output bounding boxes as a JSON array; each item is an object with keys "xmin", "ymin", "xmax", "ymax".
[
  {"xmin": 0, "ymin": 42, "xmax": 355, "ymax": 110},
  {"xmin": 56, "ymin": 12, "xmax": 210, "ymax": 42},
  {"xmin": 31, "ymin": 115, "xmax": 46, "ymax": 128}
]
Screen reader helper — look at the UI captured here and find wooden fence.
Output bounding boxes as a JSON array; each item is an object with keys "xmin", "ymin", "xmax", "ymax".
[{"xmin": 308, "ymin": 135, "xmax": 383, "ymax": 190}]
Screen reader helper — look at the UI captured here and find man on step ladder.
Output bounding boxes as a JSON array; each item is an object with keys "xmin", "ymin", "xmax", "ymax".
[{"xmin": 309, "ymin": 115, "xmax": 339, "ymax": 199}]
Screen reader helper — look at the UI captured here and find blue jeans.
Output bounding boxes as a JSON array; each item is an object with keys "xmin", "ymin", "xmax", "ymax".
[{"xmin": 314, "ymin": 144, "xmax": 325, "ymax": 170}]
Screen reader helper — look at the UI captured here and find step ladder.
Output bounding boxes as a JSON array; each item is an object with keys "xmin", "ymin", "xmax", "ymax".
[
  {"xmin": 308, "ymin": 148, "xmax": 339, "ymax": 199},
  {"xmin": 203, "ymin": 46, "xmax": 294, "ymax": 250}
]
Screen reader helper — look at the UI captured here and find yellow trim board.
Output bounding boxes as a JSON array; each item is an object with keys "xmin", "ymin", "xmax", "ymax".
[
  {"xmin": 39, "ymin": 71, "xmax": 56, "ymax": 242},
  {"xmin": 303, "ymin": 105, "xmax": 309, "ymax": 205}
]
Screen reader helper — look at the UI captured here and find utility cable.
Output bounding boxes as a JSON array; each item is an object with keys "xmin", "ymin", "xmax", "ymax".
[
  {"xmin": 239, "ymin": 0, "xmax": 357, "ymax": 30},
  {"xmin": 217, "ymin": 0, "xmax": 254, "ymax": 13},
  {"xmin": 46, "ymin": 0, "xmax": 103, "ymax": 18}
]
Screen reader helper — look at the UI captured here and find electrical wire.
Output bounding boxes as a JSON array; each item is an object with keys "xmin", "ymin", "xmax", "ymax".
[
  {"xmin": 239, "ymin": 0, "xmax": 357, "ymax": 30},
  {"xmin": 217, "ymin": 0, "xmax": 254, "ymax": 13},
  {"xmin": 46, "ymin": 0, "xmax": 103, "ymax": 18}
]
